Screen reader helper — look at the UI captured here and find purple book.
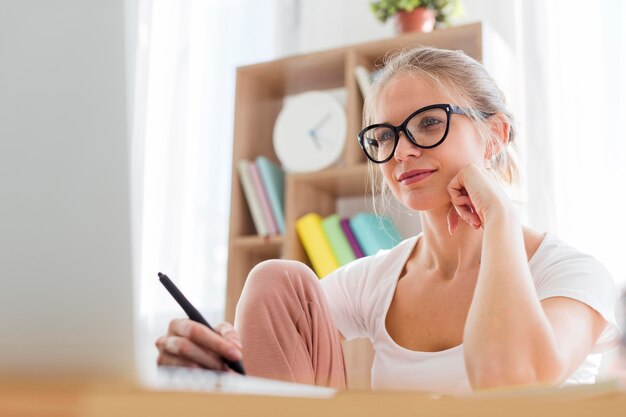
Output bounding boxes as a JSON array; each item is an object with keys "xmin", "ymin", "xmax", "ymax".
[{"xmin": 340, "ymin": 218, "xmax": 365, "ymax": 258}]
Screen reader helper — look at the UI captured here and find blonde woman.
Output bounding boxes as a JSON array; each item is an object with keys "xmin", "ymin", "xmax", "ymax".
[{"xmin": 156, "ymin": 47, "xmax": 619, "ymax": 394}]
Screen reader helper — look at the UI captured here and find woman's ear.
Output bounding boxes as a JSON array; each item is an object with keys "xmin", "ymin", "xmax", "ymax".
[{"xmin": 485, "ymin": 113, "xmax": 510, "ymax": 160}]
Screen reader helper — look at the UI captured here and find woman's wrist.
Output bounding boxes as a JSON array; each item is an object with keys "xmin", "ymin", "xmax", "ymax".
[{"xmin": 481, "ymin": 199, "xmax": 520, "ymax": 231}]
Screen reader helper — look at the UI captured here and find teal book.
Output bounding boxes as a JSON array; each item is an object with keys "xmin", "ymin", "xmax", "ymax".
[
  {"xmin": 256, "ymin": 156, "xmax": 285, "ymax": 234},
  {"xmin": 349, "ymin": 212, "xmax": 402, "ymax": 256},
  {"xmin": 321, "ymin": 214, "xmax": 356, "ymax": 266}
]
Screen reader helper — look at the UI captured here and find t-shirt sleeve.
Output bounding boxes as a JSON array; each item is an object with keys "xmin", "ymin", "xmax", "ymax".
[
  {"xmin": 533, "ymin": 244, "xmax": 620, "ymax": 354},
  {"xmin": 319, "ymin": 259, "xmax": 370, "ymax": 341}
]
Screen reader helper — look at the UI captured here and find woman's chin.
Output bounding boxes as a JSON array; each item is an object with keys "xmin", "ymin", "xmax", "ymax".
[{"xmin": 398, "ymin": 195, "xmax": 449, "ymax": 213}]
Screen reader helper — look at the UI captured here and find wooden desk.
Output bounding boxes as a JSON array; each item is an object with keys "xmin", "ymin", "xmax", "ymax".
[{"xmin": 2, "ymin": 378, "xmax": 626, "ymax": 417}]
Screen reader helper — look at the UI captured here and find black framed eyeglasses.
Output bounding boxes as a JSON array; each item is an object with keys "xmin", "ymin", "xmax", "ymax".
[{"xmin": 357, "ymin": 104, "xmax": 489, "ymax": 164}]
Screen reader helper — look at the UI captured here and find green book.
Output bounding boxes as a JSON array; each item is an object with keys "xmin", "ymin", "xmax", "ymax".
[{"xmin": 321, "ymin": 214, "xmax": 356, "ymax": 266}]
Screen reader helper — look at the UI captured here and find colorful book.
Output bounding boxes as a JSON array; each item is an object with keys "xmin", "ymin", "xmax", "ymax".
[
  {"xmin": 321, "ymin": 214, "xmax": 356, "ymax": 265},
  {"xmin": 295, "ymin": 213, "xmax": 339, "ymax": 278},
  {"xmin": 255, "ymin": 156, "xmax": 285, "ymax": 234},
  {"xmin": 340, "ymin": 218, "xmax": 365, "ymax": 258},
  {"xmin": 349, "ymin": 212, "xmax": 402, "ymax": 256},
  {"xmin": 248, "ymin": 161, "xmax": 278, "ymax": 236},
  {"xmin": 237, "ymin": 159, "xmax": 268, "ymax": 236}
]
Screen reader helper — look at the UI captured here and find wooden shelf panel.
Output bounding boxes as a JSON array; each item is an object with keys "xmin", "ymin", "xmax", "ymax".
[
  {"xmin": 231, "ymin": 235, "xmax": 284, "ymax": 252},
  {"xmin": 288, "ymin": 163, "xmax": 371, "ymax": 198},
  {"xmin": 238, "ymin": 49, "xmax": 347, "ymax": 97},
  {"xmin": 352, "ymin": 22, "xmax": 483, "ymax": 65}
]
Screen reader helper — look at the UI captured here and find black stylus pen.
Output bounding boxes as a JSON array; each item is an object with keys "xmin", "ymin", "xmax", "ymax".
[{"xmin": 158, "ymin": 272, "xmax": 246, "ymax": 375}]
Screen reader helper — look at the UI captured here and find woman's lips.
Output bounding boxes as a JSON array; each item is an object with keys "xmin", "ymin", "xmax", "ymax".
[{"xmin": 397, "ymin": 169, "xmax": 437, "ymax": 185}]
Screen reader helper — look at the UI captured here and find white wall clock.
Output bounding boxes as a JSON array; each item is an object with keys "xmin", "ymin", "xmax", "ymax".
[{"xmin": 273, "ymin": 91, "xmax": 347, "ymax": 173}]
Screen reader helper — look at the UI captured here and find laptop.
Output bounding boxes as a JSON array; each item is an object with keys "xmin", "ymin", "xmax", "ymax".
[
  {"xmin": 0, "ymin": 0, "xmax": 135, "ymax": 382},
  {"xmin": 0, "ymin": 1, "xmax": 334, "ymax": 398}
]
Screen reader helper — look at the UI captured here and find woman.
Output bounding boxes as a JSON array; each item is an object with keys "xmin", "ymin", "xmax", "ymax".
[{"xmin": 155, "ymin": 47, "xmax": 619, "ymax": 394}]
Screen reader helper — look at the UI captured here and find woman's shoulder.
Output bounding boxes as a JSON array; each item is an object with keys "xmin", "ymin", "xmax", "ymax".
[
  {"xmin": 527, "ymin": 229, "xmax": 620, "ymax": 351},
  {"xmin": 528, "ymin": 229, "xmax": 603, "ymax": 266},
  {"xmin": 527, "ymin": 229, "xmax": 616, "ymax": 293}
]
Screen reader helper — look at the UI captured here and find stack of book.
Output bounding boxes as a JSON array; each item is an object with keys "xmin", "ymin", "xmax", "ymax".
[
  {"xmin": 238, "ymin": 156, "xmax": 285, "ymax": 237},
  {"xmin": 296, "ymin": 211, "xmax": 402, "ymax": 278}
]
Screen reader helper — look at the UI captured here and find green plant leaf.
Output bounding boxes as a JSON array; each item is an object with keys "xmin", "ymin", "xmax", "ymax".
[{"xmin": 369, "ymin": 0, "xmax": 462, "ymax": 25}]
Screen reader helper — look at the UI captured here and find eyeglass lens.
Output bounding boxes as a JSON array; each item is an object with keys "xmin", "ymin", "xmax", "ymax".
[{"xmin": 362, "ymin": 107, "xmax": 448, "ymax": 162}]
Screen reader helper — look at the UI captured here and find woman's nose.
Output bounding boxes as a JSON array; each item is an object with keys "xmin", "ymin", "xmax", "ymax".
[{"xmin": 393, "ymin": 131, "xmax": 423, "ymax": 161}]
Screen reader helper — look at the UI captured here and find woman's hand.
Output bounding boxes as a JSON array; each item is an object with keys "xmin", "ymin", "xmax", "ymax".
[
  {"xmin": 155, "ymin": 319, "xmax": 243, "ymax": 371},
  {"xmin": 446, "ymin": 163, "xmax": 515, "ymax": 235}
]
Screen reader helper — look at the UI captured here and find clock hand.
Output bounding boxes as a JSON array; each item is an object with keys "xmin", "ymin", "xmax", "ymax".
[
  {"xmin": 310, "ymin": 112, "xmax": 332, "ymax": 135},
  {"xmin": 309, "ymin": 112, "xmax": 335, "ymax": 151},
  {"xmin": 308, "ymin": 130, "xmax": 322, "ymax": 150}
]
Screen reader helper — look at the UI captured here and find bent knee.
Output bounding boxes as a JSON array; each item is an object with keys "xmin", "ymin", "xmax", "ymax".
[
  {"xmin": 247, "ymin": 259, "xmax": 316, "ymax": 287},
  {"xmin": 239, "ymin": 259, "xmax": 317, "ymax": 302}
]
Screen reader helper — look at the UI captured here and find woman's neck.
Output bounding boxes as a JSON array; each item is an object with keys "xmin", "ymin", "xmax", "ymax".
[{"xmin": 415, "ymin": 205, "xmax": 484, "ymax": 279}]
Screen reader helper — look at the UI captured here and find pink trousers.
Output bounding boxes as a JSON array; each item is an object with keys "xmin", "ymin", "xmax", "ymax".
[{"xmin": 234, "ymin": 260, "xmax": 347, "ymax": 389}]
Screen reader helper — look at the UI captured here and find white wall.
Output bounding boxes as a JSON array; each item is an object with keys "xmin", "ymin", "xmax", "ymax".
[
  {"xmin": 0, "ymin": 0, "xmax": 135, "ymax": 379},
  {"xmin": 456, "ymin": 0, "xmax": 519, "ymax": 51},
  {"xmin": 298, "ymin": 0, "xmax": 395, "ymax": 53},
  {"xmin": 297, "ymin": 0, "xmax": 519, "ymax": 54}
]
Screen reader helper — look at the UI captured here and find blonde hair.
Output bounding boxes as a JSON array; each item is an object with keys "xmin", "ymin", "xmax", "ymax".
[{"xmin": 363, "ymin": 47, "xmax": 519, "ymax": 214}]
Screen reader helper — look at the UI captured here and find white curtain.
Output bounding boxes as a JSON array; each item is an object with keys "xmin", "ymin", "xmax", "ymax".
[
  {"xmin": 129, "ymin": 0, "xmax": 299, "ymax": 380},
  {"xmin": 520, "ymin": 0, "xmax": 626, "ymax": 289}
]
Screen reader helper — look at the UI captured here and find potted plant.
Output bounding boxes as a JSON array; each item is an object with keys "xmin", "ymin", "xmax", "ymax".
[{"xmin": 370, "ymin": 0, "xmax": 462, "ymax": 33}]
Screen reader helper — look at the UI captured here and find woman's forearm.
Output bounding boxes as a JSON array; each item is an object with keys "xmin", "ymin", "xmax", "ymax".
[{"xmin": 463, "ymin": 207, "xmax": 564, "ymax": 390}]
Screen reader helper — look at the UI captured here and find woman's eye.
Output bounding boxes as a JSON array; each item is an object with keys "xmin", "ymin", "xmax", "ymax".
[
  {"xmin": 366, "ymin": 138, "xmax": 379, "ymax": 148},
  {"xmin": 421, "ymin": 118, "xmax": 443, "ymax": 128},
  {"xmin": 379, "ymin": 131, "xmax": 394, "ymax": 142}
]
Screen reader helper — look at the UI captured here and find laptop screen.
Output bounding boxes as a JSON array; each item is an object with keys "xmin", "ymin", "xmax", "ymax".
[{"xmin": 0, "ymin": 0, "xmax": 135, "ymax": 381}]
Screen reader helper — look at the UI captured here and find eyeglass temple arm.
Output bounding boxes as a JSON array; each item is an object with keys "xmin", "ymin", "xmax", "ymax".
[{"xmin": 450, "ymin": 105, "xmax": 492, "ymax": 119}]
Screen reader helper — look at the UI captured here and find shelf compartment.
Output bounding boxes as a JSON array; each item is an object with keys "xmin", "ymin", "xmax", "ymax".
[
  {"xmin": 282, "ymin": 163, "xmax": 373, "ymax": 262},
  {"xmin": 237, "ymin": 49, "xmax": 347, "ymax": 98}
]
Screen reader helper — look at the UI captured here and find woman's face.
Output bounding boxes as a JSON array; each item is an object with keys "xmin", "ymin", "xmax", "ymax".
[{"xmin": 374, "ymin": 73, "xmax": 487, "ymax": 212}]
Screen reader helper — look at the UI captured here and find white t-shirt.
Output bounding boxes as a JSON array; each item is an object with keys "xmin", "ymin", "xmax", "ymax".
[{"xmin": 319, "ymin": 232, "xmax": 620, "ymax": 394}]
